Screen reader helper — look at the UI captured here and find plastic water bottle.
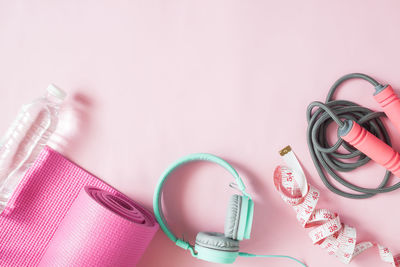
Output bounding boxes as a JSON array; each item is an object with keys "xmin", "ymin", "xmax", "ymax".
[{"xmin": 0, "ymin": 84, "xmax": 66, "ymax": 212}]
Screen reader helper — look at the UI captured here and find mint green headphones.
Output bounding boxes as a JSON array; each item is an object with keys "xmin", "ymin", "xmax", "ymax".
[{"xmin": 153, "ymin": 153, "xmax": 254, "ymax": 264}]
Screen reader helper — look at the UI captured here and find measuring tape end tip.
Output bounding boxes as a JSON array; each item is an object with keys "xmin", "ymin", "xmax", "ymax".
[{"xmin": 279, "ymin": 145, "xmax": 292, "ymax": 156}]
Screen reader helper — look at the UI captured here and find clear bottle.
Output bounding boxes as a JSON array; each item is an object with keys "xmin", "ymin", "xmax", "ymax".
[{"xmin": 0, "ymin": 84, "xmax": 66, "ymax": 212}]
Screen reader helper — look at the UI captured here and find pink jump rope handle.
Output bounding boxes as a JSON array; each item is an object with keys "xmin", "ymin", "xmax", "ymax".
[
  {"xmin": 339, "ymin": 120, "xmax": 400, "ymax": 177},
  {"xmin": 374, "ymin": 85, "xmax": 400, "ymax": 134}
]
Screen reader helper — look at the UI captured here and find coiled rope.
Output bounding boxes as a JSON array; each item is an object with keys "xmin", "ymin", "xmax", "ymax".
[{"xmin": 306, "ymin": 73, "xmax": 400, "ymax": 199}]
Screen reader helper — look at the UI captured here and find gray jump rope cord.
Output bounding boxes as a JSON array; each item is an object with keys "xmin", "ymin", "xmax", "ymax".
[{"xmin": 306, "ymin": 73, "xmax": 400, "ymax": 199}]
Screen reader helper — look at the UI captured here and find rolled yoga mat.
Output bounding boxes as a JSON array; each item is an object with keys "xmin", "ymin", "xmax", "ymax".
[{"xmin": 0, "ymin": 146, "xmax": 158, "ymax": 267}]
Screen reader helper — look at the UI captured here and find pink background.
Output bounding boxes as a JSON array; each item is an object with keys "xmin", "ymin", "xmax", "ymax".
[{"xmin": 0, "ymin": 1, "xmax": 400, "ymax": 266}]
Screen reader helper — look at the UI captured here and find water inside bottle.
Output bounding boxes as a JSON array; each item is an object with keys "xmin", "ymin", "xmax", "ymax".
[{"xmin": 0, "ymin": 87, "xmax": 64, "ymax": 212}]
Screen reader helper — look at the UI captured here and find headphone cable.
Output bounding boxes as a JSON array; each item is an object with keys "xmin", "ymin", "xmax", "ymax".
[{"xmin": 239, "ymin": 252, "xmax": 307, "ymax": 267}]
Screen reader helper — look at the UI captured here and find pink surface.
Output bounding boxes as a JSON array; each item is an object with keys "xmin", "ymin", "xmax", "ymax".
[
  {"xmin": 0, "ymin": 147, "xmax": 158, "ymax": 266},
  {"xmin": 1, "ymin": 1, "xmax": 400, "ymax": 267}
]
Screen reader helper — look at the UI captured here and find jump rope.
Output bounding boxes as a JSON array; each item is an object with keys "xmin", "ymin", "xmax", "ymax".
[{"xmin": 307, "ymin": 73, "xmax": 400, "ymax": 198}]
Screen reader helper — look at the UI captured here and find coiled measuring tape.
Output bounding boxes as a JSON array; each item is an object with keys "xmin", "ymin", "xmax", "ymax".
[{"xmin": 274, "ymin": 145, "xmax": 400, "ymax": 266}]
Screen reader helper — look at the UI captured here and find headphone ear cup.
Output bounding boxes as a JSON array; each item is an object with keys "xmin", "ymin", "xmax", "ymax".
[
  {"xmin": 194, "ymin": 232, "xmax": 239, "ymax": 264},
  {"xmin": 195, "ymin": 232, "xmax": 239, "ymax": 251},
  {"xmin": 224, "ymin": 194, "xmax": 242, "ymax": 240}
]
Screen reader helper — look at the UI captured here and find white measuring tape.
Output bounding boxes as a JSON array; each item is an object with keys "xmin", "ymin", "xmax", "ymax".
[{"xmin": 274, "ymin": 146, "xmax": 400, "ymax": 266}]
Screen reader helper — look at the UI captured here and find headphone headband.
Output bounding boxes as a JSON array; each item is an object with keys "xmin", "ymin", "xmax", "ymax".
[{"xmin": 153, "ymin": 153, "xmax": 251, "ymax": 255}]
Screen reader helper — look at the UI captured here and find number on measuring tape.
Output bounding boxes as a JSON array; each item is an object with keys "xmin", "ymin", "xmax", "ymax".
[{"xmin": 275, "ymin": 146, "xmax": 400, "ymax": 266}]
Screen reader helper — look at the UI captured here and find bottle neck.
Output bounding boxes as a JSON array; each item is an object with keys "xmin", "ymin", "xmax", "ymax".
[{"xmin": 44, "ymin": 92, "xmax": 64, "ymax": 107}]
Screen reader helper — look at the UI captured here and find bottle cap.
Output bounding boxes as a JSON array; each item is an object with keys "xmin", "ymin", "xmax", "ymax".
[{"xmin": 47, "ymin": 84, "xmax": 67, "ymax": 100}]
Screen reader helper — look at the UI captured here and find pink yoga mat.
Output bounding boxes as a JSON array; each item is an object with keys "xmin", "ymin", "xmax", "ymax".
[{"xmin": 0, "ymin": 146, "xmax": 158, "ymax": 267}]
